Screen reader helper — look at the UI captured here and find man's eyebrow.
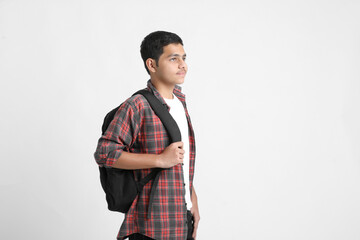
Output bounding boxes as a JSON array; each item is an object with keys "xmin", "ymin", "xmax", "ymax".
[{"xmin": 166, "ymin": 53, "xmax": 187, "ymax": 58}]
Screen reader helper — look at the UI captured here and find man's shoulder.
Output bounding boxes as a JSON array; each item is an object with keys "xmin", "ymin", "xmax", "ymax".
[{"xmin": 123, "ymin": 88, "xmax": 151, "ymax": 112}]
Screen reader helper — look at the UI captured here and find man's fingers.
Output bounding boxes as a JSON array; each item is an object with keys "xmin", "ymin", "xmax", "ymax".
[
  {"xmin": 177, "ymin": 148, "xmax": 185, "ymax": 156},
  {"xmin": 192, "ymin": 213, "xmax": 200, "ymax": 239},
  {"xmin": 175, "ymin": 141, "xmax": 183, "ymax": 148},
  {"xmin": 192, "ymin": 226, "xmax": 197, "ymax": 239}
]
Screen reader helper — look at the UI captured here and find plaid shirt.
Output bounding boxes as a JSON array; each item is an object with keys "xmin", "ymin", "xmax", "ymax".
[{"xmin": 94, "ymin": 79, "xmax": 196, "ymax": 240}]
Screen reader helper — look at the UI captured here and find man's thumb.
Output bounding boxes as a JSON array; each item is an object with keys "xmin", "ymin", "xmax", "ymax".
[{"xmin": 176, "ymin": 141, "xmax": 183, "ymax": 148}]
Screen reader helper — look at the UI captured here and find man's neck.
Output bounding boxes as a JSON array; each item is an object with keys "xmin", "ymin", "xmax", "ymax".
[{"xmin": 150, "ymin": 78, "xmax": 175, "ymax": 99}]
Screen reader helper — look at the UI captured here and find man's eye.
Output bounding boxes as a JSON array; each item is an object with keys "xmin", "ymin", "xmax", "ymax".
[{"xmin": 170, "ymin": 58, "xmax": 176, "ymax": 61}]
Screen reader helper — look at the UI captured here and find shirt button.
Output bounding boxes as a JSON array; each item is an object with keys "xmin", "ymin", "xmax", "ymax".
[{"xmin": 183, "ymin": 183, "xmax": 186, "ymax": 186}]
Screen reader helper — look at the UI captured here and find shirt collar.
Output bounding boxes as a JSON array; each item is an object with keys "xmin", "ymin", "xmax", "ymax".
[{"xmin": 146, "ymin": 78, "xmax": 185, "ymax": 107}]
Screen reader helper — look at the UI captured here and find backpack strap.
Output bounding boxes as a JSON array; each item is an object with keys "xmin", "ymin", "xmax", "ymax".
[
  {"xmin": 133, "ymin": 89, "xmax": 181, "ymax": 142},
  {"xmin": 131, "ymin": 89, "xmax": 182, "ymax": 218}
]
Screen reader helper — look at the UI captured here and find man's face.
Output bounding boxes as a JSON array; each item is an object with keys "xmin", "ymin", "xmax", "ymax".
[{"xmin": 151, "ymin": 43, "xmax": 187, "ymax": 85}]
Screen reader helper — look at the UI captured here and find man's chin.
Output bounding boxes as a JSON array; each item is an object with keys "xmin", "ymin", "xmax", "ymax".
[{"xmin": 175, "ymin": 76, "xmax": 185, "ymax": 84}]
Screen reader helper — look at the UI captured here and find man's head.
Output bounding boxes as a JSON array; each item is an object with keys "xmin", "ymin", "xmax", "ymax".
[{"xmin": 140, "ymin": 31, "xmax": 187, "ymax": 85}]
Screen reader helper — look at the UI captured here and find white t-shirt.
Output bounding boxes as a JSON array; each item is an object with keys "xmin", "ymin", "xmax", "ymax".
[{"xmin": 163, "ymin": 93, "xmax": 192, "ymax": 210}]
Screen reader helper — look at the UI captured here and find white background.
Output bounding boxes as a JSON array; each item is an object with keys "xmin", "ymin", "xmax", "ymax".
[{"xmin": 1, "ymin": 0, "xmax": 360, "ymax": 239}]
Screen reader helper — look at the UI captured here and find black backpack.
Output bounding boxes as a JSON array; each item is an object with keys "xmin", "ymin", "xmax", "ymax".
[{"xmin": 99, "ymin": 89, "xmax": 181, "ymax": 218}]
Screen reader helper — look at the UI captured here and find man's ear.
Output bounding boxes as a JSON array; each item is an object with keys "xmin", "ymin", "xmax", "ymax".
[{"xmin": 146, "ymin": 58, "xmax": 157, "ymax": 74}]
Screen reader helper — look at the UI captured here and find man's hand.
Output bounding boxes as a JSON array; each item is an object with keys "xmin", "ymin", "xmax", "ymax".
[
  {"xmin": 157, "ymin": 141, "xmax": 184, "ymax": 168},
  {"xmin": 190, "ymin": 186, "xmax": 200, "ymax": 240}
]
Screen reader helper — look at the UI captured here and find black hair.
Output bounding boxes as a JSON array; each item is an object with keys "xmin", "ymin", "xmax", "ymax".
[{"xmin": 140, "ymin": 30, "xmax": 183, "ymax": 75}]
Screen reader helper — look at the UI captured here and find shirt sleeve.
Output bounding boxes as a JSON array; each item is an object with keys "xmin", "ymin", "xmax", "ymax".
[{"xmin": 93, "ymin": 100, "xmax": 141, "ymax": 168}]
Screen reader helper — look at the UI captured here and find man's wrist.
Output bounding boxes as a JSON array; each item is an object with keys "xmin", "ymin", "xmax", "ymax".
[{"xmin": 155, "ymin": 154, "xmax": 163, "ymax": 168}]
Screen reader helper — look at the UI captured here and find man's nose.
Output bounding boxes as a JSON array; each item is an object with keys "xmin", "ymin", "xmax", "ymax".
[{"xmin": 178, "ymin": 59, "xmax": 186, "ymax": 69}]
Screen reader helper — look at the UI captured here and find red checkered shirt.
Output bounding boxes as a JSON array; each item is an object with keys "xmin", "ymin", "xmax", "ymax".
[{"xmin": 94, "ymin": 79, "xmax": 196, "ymax": 240}]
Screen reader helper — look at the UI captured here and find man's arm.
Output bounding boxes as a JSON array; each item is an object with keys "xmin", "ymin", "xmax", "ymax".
[
  {"xmin": 191, "ymin": 185, "xmax": 200, "ymax": 240},
  {"xmin": 191, "ymin": 185, "xmax": 198, "ymax": 206},
  {"xmin": 94, "ymin": 99, "xmax": 184, "ymax": 169},
  {"xmin": 94, "ymin": 100, "xmax": 143, "ymax": 168},
  {"xmin": 112, "ymin": 141, "xmax": 185, "ymax": 169},
  {"xmin": 111, "ymin": 151, "xmax": 161, "ymax": 169}
]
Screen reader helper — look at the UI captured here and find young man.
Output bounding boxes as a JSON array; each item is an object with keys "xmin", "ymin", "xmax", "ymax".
[{"xmin": 94, "ymin": 31, "xmax": 200, "ymax": 240}]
